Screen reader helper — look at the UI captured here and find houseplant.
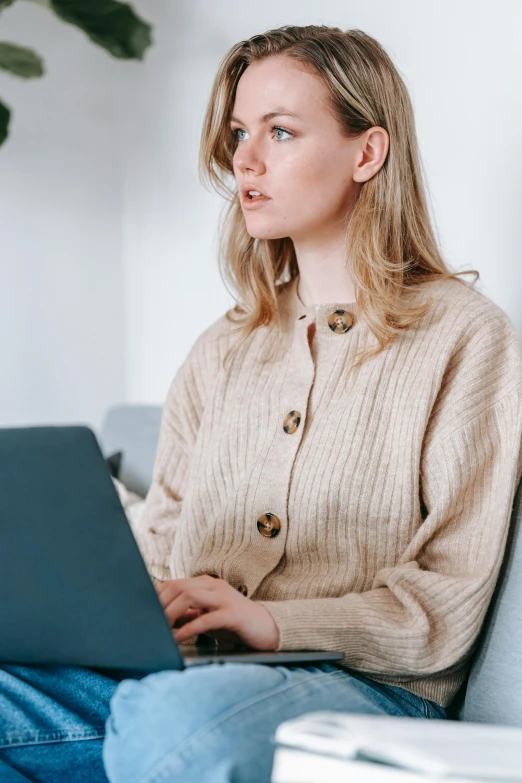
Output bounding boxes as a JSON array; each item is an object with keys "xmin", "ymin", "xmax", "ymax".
[{"xmin": 0, "ymin": 0, "xmax": 153, "ymax": 146}]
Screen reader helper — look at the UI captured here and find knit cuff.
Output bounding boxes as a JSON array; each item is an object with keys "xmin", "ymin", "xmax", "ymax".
[{"xmin": 256, "ymin": 599, "xmax": 310, "ymax": 652}]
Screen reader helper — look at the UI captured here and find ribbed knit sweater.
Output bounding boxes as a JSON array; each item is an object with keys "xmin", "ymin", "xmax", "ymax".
[{"xmin": 134, "ymin": 275, "xmax": 522, "ymax": 707}]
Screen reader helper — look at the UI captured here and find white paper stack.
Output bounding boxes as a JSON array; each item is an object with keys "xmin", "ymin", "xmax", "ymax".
[{"xmin": 271, "ymin": 711, "xmax": 522, "ymax": 783}]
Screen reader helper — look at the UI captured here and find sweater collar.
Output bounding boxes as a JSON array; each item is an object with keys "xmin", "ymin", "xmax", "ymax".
[{"xmin": 279, "ymin": 276, "xmax": 359, "ymax": 338}]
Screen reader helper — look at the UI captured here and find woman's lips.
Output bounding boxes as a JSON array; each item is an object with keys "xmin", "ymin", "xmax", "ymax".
[{"xmin": 242, "ymin": 194, "xmax": 271, "ymax": 210}]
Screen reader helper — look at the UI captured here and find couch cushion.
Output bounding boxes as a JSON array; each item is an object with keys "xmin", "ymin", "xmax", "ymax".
[
  {"xmin": 98, "ymin": 405, "xmax": 162, "ymax": 498},
  {"xmin": 460, "ymin": 478, "xmax": 522, "ymax": 725}
]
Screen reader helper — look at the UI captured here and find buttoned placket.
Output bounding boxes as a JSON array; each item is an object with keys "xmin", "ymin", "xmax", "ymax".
[{"xmin": 246, "ymin": 297, "xmax": 358, "ymax": 600}]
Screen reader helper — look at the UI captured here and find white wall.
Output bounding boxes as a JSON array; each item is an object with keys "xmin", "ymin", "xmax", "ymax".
[
  {"xmin": 0, "ymin": 0, "xmax": 129, "ymax": 432},
  {"xmin": 2, "ymin": 0, "xmax": 521, "ymax": 427},
  {"xmin": 119, "ymin": 0, "xmax": 236, "ymax": 403},
  {"xmin": 123, "ymin": 0, "xmax": 522, "ymax": 404}
]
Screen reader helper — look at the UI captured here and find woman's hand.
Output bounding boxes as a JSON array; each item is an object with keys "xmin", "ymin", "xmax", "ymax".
[{"xmin": 155, "ymin": 574, "xmax": 280, "ymax": 651}]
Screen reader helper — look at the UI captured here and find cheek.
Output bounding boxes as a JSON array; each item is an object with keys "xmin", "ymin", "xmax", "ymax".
[
  {"xmin": 276, "ymin": 145, "xmax": 349, "ymax": 210},
  {"xmin": 277, "ymin": 147, "xmax": 323, "ymax": 187}
]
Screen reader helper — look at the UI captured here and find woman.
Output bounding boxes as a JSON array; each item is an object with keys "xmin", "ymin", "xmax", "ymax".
[{"xmin": 2, "ymin": 24, "xmax": 522, "ymax": 783}]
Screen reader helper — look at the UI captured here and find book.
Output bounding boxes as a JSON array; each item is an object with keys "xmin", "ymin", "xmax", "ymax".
[
  {"xmin": 271, "ymin": 747, "xmax": 483, "ymax": 783},
  {"xmin": 271, "ymin": 711, "xmax": 522, "ymax": 783}
]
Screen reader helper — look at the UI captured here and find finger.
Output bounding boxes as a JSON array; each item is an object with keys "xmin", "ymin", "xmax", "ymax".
[
  {"xmin": 163, "ymin": 589, "xmax": 224, "ymax": 627},
  {"xmin": 173, "ymin": 609, "xmax": 204, "ymax": 629},
  {"xmin": 174, "ymin": 609, "xmax": 231, "ymax": 644},
  {"xmin": 156, "ymin": 577, "xmax": 218, "ymax": 606},
  {"xmin": 157, "ymin": 581, "xmax": 196, "ymax": 609},
  {"xmin": 157, "ymin": 585, "xmax": 174, "ymax": 608}
]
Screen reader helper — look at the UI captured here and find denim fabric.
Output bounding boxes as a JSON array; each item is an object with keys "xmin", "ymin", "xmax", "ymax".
[
  {"xmin": 0, "ymin": 661, "xmax": 446, "ymax": 783},
  {"xmin": 0, "ymin": 664, "xmax": 147, "ymax": 783}
]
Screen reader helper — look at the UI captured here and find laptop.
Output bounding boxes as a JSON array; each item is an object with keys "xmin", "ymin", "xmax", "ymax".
[{"xmin": 0, "ymin": 425, "xmax": 344, "ymax": 671}]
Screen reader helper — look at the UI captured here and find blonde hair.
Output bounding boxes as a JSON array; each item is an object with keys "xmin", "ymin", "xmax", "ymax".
[{"xmin": 199, "ymin": 24, "xmax": 479, "ymax": 368}]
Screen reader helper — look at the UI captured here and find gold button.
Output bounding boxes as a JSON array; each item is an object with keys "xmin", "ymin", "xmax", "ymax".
[
  {"xmin": 237, "ymin": 584, "xmax": 248, "ymax": 596},
  {"xmin": 327, "ymin": 309, "xmax": 354, "ymax": 333},
  {"xmin": 283, "ymin": 410, "xmax": 301, "ymax": 434},
  {"xmin": 257, "ymin": 512, "xmax": 281, "ymax": 538}
]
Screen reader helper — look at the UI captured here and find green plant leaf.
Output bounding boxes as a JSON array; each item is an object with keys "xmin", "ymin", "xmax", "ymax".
[
  {"xmin": 0, "ymin": 42, "xmax": 44, "ymax": 77},
  {"xmin": 0, "ymin": 0, "xmax": 17, "ymax": 10},
  {"xmin": 49, "ymin": 0, "xmax": 152, "ymax": 60},
  {"xmin": 0, "ymin": 98, "xmax": 11, "ymax": 146}
]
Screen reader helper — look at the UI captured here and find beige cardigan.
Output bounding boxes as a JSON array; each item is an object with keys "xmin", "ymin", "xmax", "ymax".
[{"xmin": 133, "ymin": 276, "xmax": 522, "ymax": 707}]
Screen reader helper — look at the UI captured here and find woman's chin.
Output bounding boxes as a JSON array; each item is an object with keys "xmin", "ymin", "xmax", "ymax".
[{"xmin": 244, "ymin": 225, "xmax": 289, "ymax": 241}]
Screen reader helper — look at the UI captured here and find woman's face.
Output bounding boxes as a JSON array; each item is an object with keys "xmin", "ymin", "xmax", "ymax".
[{"xmin": 230, "ymin": 55, "xmax": 384, "ymax": 244}]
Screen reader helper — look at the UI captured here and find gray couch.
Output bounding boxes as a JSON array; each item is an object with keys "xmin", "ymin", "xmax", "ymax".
[{"xmin": 99, "ymin": 404, "xmax": 522, "ymax": 727}]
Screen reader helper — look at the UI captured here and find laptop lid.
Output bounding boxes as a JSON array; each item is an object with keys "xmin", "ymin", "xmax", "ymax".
[
  {"xmin": 0, "ymin": 425, "xmax": 346, "ymax": 672},
  {"xmin": 0, "ymin": 425, "xmax": 184, "ymax": 671}
]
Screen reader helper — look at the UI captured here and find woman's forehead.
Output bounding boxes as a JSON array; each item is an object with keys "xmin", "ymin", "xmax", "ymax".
[{"xmin": 232, "ymin": 60, "xmax": 330, "ymax": 126}]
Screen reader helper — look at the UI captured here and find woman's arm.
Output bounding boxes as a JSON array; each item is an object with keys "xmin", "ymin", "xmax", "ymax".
[
  {"xmin": 257, "ymin": 311, "xmax": 522, "ymax": 681},
  {"xmin": 152, "ymin": 387, "xmax": 522, "ymax": 665},
  {"xmin": 258, "ymin": 394, "xmax": 522, "ymax": 675},
  {"xmin": 131, "ymin": 314, "xmax": 230, "ymax": 582}
]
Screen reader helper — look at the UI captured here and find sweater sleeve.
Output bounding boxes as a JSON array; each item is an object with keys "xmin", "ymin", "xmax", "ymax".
[
  {"xmin": 258, "ymin": 307, "xmax": 522, "ymax": 682},
  {"xmin": 131, "ymin": 314, "xmax": 231, "ymax": 582}
]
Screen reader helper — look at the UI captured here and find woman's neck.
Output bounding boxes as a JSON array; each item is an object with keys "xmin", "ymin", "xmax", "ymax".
[{"xmin": 296, "ymin": 273, "xmax": 356, "ymax": 306}]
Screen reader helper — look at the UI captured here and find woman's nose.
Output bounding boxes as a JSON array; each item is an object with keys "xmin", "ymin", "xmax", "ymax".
[{"xmin": 234, "ymin": 137, "xmax": 265, "ymax": 172}]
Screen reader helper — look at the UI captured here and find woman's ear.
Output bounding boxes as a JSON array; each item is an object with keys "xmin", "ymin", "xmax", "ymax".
[{"xmin": 353, "ymin": 126, "xmax": 389, "ymax": 183}]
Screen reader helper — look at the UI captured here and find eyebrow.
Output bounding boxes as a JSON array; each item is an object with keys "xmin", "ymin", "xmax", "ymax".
[{"xmin": 229, "ymin": 108, "xmax": 301, "ymax": 125}]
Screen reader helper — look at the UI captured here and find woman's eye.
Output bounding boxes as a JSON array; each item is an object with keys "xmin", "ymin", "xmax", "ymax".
[
  {"xmin": 273, "ymin": 126, "xmax": 292, "ymax": 140},
  {"xmin": 231, "ymin": 126, "xmax": 293, "ymax": 143}
]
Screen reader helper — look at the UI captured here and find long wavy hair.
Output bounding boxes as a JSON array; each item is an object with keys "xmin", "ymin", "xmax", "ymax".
[{"xmin": 199, "ymin": 25, "xmax": 479, "ymax": 369}]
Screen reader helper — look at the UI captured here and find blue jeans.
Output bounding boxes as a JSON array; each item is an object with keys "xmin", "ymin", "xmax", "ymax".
[{"xmin": 0, "ymin": 662, "xmax": 446, "ymax": 783}]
